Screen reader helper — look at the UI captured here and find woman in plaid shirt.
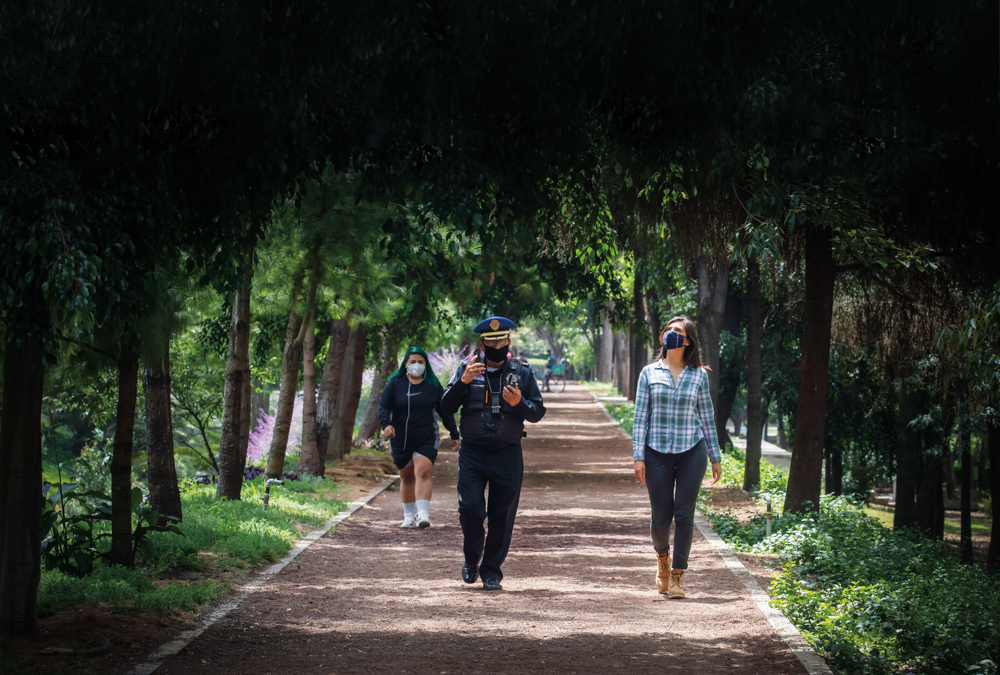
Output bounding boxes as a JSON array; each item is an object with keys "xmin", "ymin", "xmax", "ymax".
[{"xmin": 632, "ymin": 315, "xmax": 722, "ymax": 598}]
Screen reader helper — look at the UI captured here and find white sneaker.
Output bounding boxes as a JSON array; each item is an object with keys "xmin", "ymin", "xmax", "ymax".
[
  {"xmin": 417, "ymin": 511, "xmax": 431, "ymax": 529},
  {"xmin": 400, "ymin": 515, "xmax": 417, "ymax": 528}
]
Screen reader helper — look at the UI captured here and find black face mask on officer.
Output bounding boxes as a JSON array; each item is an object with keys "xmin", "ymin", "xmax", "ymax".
[{"xmin": 482, "ymin": 344, "xmax": 508, "ymax": 362}]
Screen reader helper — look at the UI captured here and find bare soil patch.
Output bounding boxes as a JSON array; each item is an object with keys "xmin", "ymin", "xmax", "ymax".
[{"xmin": 4, "ymin": 605, "xmax": 195, "ymax": 674}]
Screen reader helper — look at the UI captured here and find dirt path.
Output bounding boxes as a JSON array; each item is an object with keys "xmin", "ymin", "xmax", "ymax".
[{"xmin": 156, "ymin": 383, "xmax": 806, "ymax": 674}]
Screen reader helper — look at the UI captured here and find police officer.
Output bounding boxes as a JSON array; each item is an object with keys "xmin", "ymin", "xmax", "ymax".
[{"xmin": 442, "ymin": 316, "xmax": 546, "ymax": 591}]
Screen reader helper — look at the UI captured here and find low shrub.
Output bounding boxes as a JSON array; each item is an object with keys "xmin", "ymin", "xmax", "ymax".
[{"xmin": 707, "ymin": 496, "xmax": 1000, "ymax": 674}]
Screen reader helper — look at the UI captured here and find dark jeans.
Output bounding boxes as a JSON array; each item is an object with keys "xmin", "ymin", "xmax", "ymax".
[
  {"xmin": 457, "ymin": 441, "xmax": 524, "ymax": 582},
  {"xmin": 644, "ymin": 439, "xmax": 708, "ymax": 569}
]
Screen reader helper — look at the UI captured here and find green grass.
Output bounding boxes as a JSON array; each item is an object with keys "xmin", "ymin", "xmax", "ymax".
[
  {"xmin": 602, "ymin": 401, "xmax": 635, "ymax": 437},
  {"xmin": 36, "ymin": 475, "xmax": 348, "ymax": 618},
  {"xmin": 863, "ymin": 504, "xmax": 993, "ymax": 535},
  {"xmin": 37, "ymin": 567, "xmax": 229, "ymax": 618},
  {"xmin": 582, "ymin": 381, "xmax": 621, "ymax": 397},
  {"xmin": 862, "ymin": 506, "xmax": 896, "ymax": 529}
]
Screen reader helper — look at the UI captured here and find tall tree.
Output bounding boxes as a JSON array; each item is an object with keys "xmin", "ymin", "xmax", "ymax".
[
  {"xmin": 783, "ymin": 227, "xmax": 835, "ymax": 514},
  {"xmin": 743, "ymin": 254, "xmax": 763, "ymax": 492},
  {"xmin": 143, "ymin": 341, "xmax": 182, "ymax": 521},
  {"xmin": 216, "ymin": 277, "xmax": 253, "ymax": 499}
]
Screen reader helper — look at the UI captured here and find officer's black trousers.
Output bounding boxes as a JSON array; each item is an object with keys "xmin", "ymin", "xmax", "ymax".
[{"xmin": 457, "ymin": 441, "xmax": 524, "ymax": 582}]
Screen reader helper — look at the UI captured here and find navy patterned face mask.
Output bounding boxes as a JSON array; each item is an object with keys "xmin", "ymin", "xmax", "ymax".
[{"xmin": 662, "ymin": 330, "xmax": 686, "ymax": 351}]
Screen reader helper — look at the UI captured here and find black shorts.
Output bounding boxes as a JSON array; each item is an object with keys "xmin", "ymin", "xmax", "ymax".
[{"xmin": 390, "ymin": 439, "xmax": 439, "ymax": 470}]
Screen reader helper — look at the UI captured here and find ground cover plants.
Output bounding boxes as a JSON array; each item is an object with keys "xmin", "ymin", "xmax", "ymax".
[
  {"xmin": 601, "ymin": 409, "xmax": 1000, "ymax": 675},
  {"xmin": 35, "ymin": 475, "xmax": 347, "ymax": 618}
]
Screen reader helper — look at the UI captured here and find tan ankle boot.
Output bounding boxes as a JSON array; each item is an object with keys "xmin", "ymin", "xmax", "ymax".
[
  {"xmin": 668, "ymin": 569, "xmax": 686, "ymax": 599},
  {"xmin": 656, "ymin": 553, "xmax": 671, "ymax": 593}
]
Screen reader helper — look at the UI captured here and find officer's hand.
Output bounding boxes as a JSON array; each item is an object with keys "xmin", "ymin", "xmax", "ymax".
[
  {"xmin": 383, "ymin": 425, "xmax": 395, "ymax": 439},
  {"xmin": 451, "ymin": 438, "xmax": 460, "ymax": 451},
  {"xmin": 502, "ymin": 382, "xmax": 521, "ymax": 406},
  {"xmin": 634, "ymin": 460, "xmax": 646, "ymax": 486},
  {"xmin": 460, "ymin": 353, "xmax": 486, "ymax": 384}
]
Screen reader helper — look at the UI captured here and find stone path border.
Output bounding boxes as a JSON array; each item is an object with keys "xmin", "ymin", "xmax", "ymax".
[
  {"xmin": 130, "ymin": 475, "xmax": 400, "ymax": 675},
  {"xmin": 589, "ymin": 387, "xmax": 832, "ymax": 675},
  {"xmin": 693, "ymin": 513, "xmax": 832, "ymax": 674}
]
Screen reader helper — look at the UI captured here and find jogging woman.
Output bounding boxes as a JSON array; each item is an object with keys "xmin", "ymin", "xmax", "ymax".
[
  {"xmin": 632, "ymin": 316, "xmax": 722, "ymax": 598},
  {"xmin": 379, "ymin": 347, "xmax": 460, "ymax": 528}
]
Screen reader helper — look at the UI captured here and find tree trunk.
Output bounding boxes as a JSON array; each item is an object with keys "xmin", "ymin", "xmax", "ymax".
[
  {"xmin": 598, "ymin": 302, "xmax": 614, "ymax": 382},
  {"xmin": 628, "ymin": 271, "xmax": 647, "ymax": 401},
  {"xmin": 776, "ymin": 405, "xmax": 787, "ymax": 449},
  {"xmin": 695, "ymin": 252, "xmax": 730, "ymax": 411},
  {"xmin": 298, "ymin": 325, "xmax": 323, "ymax": 476},
  {"xmin": 0, "ymin": 317, "xmax": 46, "ymax": 636},
  {"xmin": 316, "ymin": 318, "xmax": 348, "ymax": 463},
  {"xmin": 143, "ymin": 341, "xmax": 182, "ymax": 522},
  {"xmin": 645, "ymin": 289, "xmax": 661, "ymax": 361},
  {"xmin": 893, "ymin": 375, "xmax": 922, "ymax": 530},
  {"xmin": 917, "ymin": 454, "xmax": 945, "ymax": 539},
  {"xmin": 111, "ymin": 349, "xmax": 139, "ymax": 567},
  {"xmin": 986, "ymin": 403, "xmax": 999, "ymax": 572},
  {"xmin": 251, "ymin": 380, "xmax": 270, "ymax": 422},
  {"xmin": 977, "ymin": 443, "xmax": 988, "ymax": 491},
  {"xmin": 358, "ymin": 330, "xmax": 401, "ymax": 442},
  {"xmin": 216, "ymin": 283, "xmax": 252, "ymax": 500},
  {"xmin": 959, "ymin": 394, "xmax": 974, "ymax": 564},
  {"xmin": 613, "ymin": 330, "xmax": 629, "ymax": 396},
  {"xmin": 743, "ymin": 254, "xmax": 763, "ymax": 493},
  {"xmin": 338, "ymin": 327, "xmax": 368, "ymax": 457},
  {"xmin": 716, "ymin": 389, "xmax": 735, "ymax": 451},
  {"xmin": 783, "ymin": 226, "xmax": 835, "ymax": 515},
  {"xmin": 944, "ymin": 451, "xmax": 957, "ymax": 500},
  {"xmin": 824, "ymin": 446, "xmax": 842, "ymax": 496},
  {"xmin": 265, "ymin": 276, "xmax": 305, "ymax": 479},
  {"xmin": 327, "ymin": 322, "xmax": 363, "ymax": 462},
  {"xmin": 238, "ymin": 322, "xmax": 252, "ymax": 481}
]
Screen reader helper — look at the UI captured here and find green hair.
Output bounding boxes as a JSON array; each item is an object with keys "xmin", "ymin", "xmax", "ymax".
[{"xmin": 387, "ymin": 346, "xmax": 441, "ymax": 388}]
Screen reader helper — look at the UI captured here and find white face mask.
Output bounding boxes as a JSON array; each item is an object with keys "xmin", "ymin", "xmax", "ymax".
[{"xmin": 407, "ymin": 362, "xmax": 426, "ymax": 377}]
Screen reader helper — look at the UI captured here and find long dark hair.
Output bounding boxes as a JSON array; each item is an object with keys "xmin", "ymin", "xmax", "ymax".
[{"xmin": 655, "ymin": 315, "xmax": 708, "ymax": 370}]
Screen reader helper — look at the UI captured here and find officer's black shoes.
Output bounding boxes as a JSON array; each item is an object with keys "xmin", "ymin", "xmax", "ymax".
[
  {"xmin": 482, "ymin": 577, "xmax": 503, "ymax": 591},
  {"xmin": 462, "ymin": 562, "xmax": 479, "ymax": 584}
]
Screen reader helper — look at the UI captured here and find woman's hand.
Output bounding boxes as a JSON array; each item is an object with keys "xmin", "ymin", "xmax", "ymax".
[
  {"xmin": 451, "ymin": 438, "xmax": 460, "ymax": 451},
  {"xmin": 633, "ymin": 460, "xmax": 646, "ymax": 486},
  {"xmin": 708, "ymin": 461, "xmax": 722, "ymax": 485},
  {"xmin": 383, "ymin": 425, "xmax": 395, "ymax": 440}
]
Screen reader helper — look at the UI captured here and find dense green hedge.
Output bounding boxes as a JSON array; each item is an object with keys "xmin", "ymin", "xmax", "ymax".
[{"xmin": 709, "ymin": 497, "xmax": 1000, "ymax": 674}]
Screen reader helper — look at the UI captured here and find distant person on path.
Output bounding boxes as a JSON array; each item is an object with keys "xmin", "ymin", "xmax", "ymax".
[
  {"xmin": 442, "ymin": 316, "xmax": 546, "ymax": 591},
  {"xmin": 542, "ymin": 349, "xmax": 557, "ymax": 392},
  {"xmin": 631, "ymin": 316, "xmax": 722, "ymax": 599},
  {"xmin": 380, "ymin": 346, "xmax": 460, "ymax": 529}
]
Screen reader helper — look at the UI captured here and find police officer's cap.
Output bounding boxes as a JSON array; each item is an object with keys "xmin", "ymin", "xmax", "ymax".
[{"xmin": 474, "ymin": 316, "xmax": 515, "ymax": 339}]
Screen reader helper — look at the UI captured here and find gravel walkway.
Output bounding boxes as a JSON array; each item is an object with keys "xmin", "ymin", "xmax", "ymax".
[{"xmin": 157, "ymin": 383, "xmax": 806, "ymax": 674}]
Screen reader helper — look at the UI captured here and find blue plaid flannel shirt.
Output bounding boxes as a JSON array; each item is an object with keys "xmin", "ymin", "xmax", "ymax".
[{"xmin": 631, "ymin": 361, "xmax": 722, "ymax": 463}]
